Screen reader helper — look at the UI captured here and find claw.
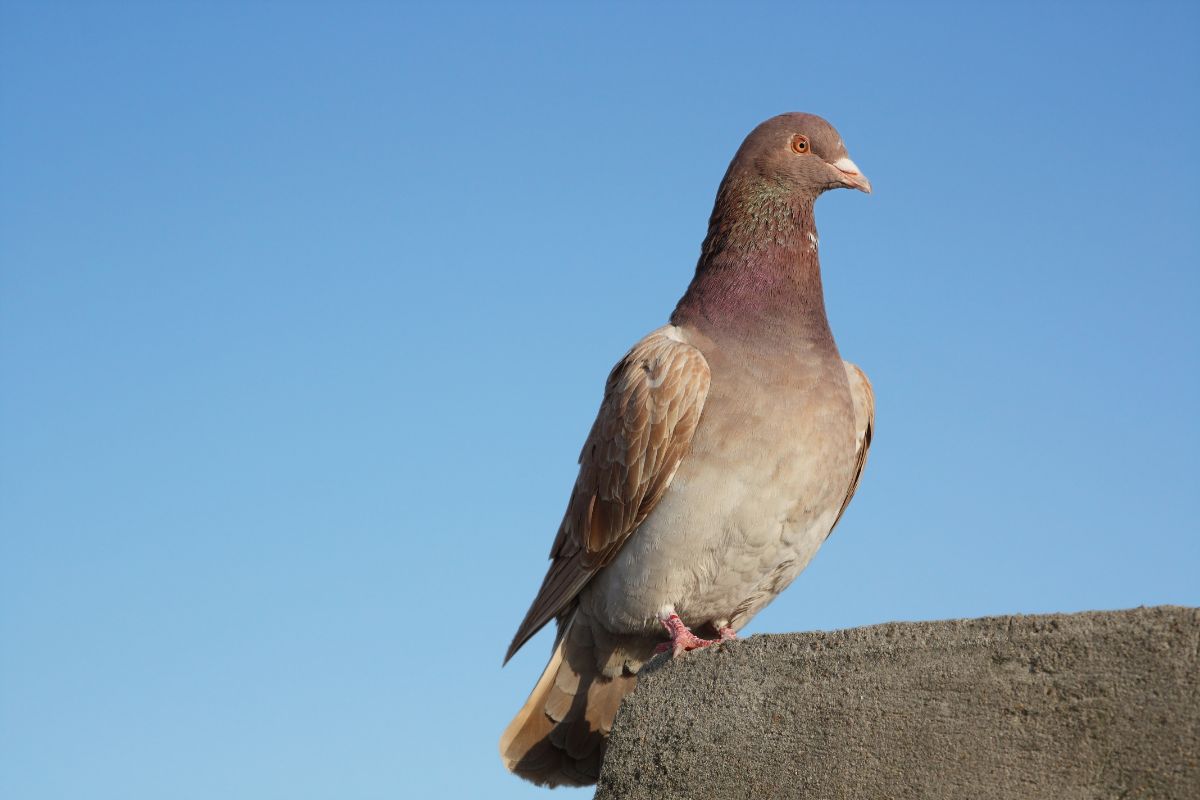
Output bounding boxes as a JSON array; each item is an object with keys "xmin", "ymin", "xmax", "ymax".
[{"xmin": 657, "ymin": 613, "xmax": 720, "ymax": 657}]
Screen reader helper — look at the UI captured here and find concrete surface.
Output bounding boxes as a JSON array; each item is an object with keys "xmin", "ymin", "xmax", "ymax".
[{"xmin": 595, "ymin": 606, "xmax": 1199, "ymax": 800}]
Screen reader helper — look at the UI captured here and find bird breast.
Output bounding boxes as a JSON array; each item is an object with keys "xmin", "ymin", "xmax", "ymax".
[{"xmin": 581, "ymin": 347, "xmax": 857, "ymax": 636}]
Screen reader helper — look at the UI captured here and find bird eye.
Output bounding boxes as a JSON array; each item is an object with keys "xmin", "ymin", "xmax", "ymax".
[{"xmin": 790, "ymin": 134, "xmax": 810, "ymax": 154}]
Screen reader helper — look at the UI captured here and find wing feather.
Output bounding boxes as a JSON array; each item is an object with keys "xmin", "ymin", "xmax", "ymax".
[
  {"xmin": 831, "ymin": 361, "xmax": 874, "ymax": 531},
  {"xmin": 505, "ymin": 326, "xmax": 710, "ymax": 662}
]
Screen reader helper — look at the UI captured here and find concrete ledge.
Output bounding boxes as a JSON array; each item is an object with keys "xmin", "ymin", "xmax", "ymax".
[{"xmin": 595, "ymin": 606, "xmax": 1199, "ymax": 800}]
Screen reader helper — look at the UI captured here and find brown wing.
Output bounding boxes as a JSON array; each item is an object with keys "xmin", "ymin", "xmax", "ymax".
[
  {"xmin": 831, "ymin": 361, "xmax": 875, "ymax": 531},
  {"xmin": 504, "ymin": 326, "xmax": 711, "ymax": 663}
]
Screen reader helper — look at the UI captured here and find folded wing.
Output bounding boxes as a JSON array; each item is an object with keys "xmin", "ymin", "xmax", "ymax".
[
  {"xmin": 505, "ymin": 326, "xmax": 711, "ymax": 662},
  {"xmin": 831, "ymin": 361, "xmax": 874, "ymax": 532}
]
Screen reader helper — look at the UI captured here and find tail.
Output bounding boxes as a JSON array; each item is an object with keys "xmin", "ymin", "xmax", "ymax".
[{"xmin": 499, "ymin": 610, "xmax": 652, "ymax": 787}]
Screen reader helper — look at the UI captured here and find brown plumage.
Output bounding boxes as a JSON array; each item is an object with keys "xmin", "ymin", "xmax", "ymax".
[
  {"xmin": 500, "ymin": 608, "xmax": 656, "ymax": 785},
  {"xmin": 501, "ymin": 113, "xmax": 875, "ymax": 787},
  {"xmin": 504, "ymin": 329, "xmax": 712, "ymax": 665}
]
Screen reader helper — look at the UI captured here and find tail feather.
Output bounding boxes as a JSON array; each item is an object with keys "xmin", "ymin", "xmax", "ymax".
[{"xmin": 499, "ymin": 610, "xmax": 651, "ymax": 787}]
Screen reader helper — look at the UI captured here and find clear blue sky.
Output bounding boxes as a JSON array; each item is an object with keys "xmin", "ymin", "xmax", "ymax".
[{"xmin": 2, "ymin": 3, "xmax": 1197, "ymax": 798}]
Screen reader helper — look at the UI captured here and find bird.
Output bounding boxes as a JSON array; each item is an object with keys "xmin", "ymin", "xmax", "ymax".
[{"xmin": 499, "ymin": 112, "xmax": 875, "ymax": 787}]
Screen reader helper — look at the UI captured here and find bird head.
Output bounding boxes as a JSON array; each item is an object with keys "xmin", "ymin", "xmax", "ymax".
[{"xmin": 728, "ymin": 112, "xmax": 871, "ymax": 197}]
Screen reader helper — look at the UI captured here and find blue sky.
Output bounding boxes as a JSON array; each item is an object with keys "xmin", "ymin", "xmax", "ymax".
[{"xmin": 2, "ymin": 3, "xmax": 1197, "ymax": 799}]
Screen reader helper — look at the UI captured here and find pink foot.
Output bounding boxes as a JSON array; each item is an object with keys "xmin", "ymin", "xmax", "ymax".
[
  {"xmin": 654, "ymin": 613, "xmax": 721, "ymax": 657},
  {"xmin": 717, "ymin": 626, "xmax": 738, "ymax": 642}
]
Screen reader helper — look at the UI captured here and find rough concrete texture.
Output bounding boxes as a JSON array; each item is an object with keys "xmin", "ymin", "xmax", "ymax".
[{"xmin": 595, "ymin": 606, "xmax": 1199, "ymax": 800}]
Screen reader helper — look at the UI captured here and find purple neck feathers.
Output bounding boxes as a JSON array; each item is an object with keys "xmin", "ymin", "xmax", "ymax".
[{"xmin": 671, "ymin": 181, "xmax": 833, "ymax": 349}]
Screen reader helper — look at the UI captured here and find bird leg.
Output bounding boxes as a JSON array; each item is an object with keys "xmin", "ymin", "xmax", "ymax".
[{"xmin": 654, "ymin": 612, "xmax": 720, "ymax": 657}]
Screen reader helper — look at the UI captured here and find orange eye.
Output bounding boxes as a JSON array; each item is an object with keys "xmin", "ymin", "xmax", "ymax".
[{"xmin": 790, "ymin": 134, "xmax": 810, "ymax": 154}]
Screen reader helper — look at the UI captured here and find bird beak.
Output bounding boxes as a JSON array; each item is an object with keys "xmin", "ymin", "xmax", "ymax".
[{"xmin": 832, "ymin": 156, "xmax": 872, "ymax": 194}]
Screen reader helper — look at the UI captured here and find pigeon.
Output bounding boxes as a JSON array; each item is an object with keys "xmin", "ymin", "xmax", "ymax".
[{"xmin": 500, "ymin": 113, "xmax": 875, "ymax": 787}]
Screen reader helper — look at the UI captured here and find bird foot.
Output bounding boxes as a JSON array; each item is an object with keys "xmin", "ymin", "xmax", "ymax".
[{"xmin": 654, "ymin": 613, "xmax": 727, "ymax": 657}]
